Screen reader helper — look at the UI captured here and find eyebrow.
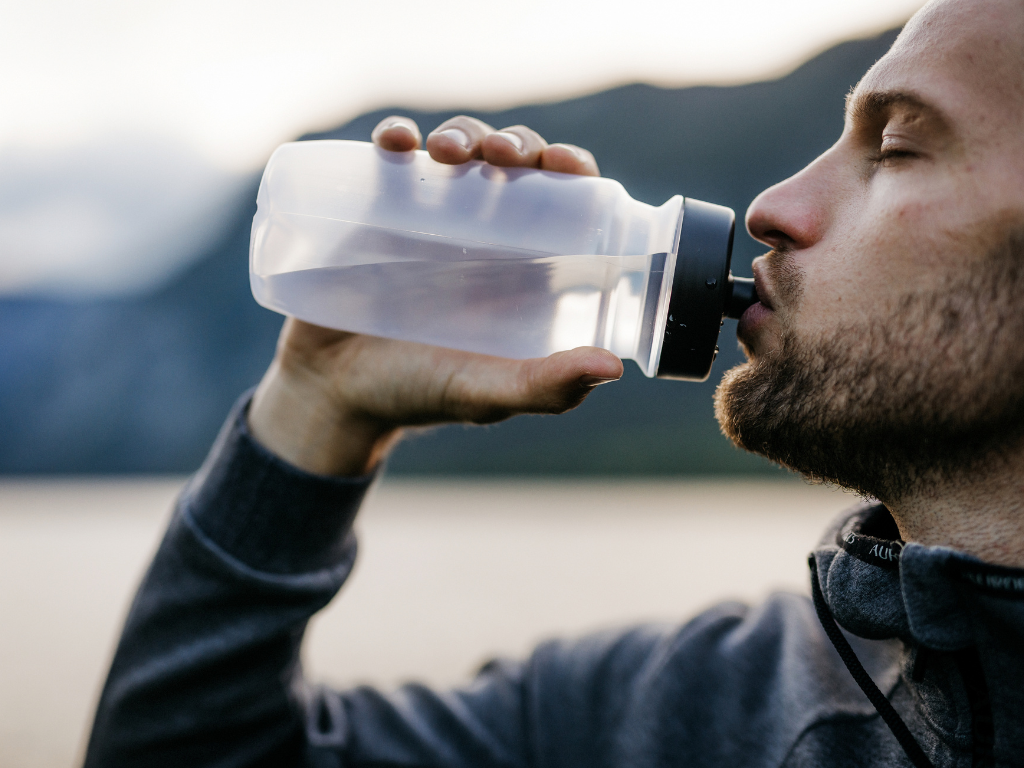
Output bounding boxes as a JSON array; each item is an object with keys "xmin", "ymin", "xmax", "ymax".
[{"xmin": 845, "ymin": 89, "xmax": 953, "ymax": 131}]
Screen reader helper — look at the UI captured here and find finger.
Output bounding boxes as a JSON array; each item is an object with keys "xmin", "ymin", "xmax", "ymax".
[
  {"xmin": 425, "ymin": 115, "xmax": 496, "ymax": 164},
  {"xmin": 540, "ymin": 143, "xmax": 600, "ymax": 176},
  {"xmin": 448, "ymin": 347, "xmax": 623, "ymax": 423},
  {"xmin": 371, "ymin": 116, "xmax": 422, "ymax": 152},
  {"xmin": 481, "ymin": 124, "xmax": 547, "ymax": 168}
]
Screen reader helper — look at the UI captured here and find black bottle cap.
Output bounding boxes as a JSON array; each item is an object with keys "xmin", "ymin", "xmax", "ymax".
[{"xmin": 656, "ymin": 198, "xmax": 737, "ymax": 381}]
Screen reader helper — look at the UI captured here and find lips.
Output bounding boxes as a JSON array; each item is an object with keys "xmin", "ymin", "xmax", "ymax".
[
  {"xmin": 735, "ymin": 258, "xmax": 778, "ymax": 346},
  {"xmin": 751, "ymin": 264, "xmax": 775, "ymax": 312}
]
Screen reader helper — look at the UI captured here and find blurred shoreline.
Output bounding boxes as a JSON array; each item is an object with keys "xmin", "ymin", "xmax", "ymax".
[{"xmin": 0, "ymin": 475, "xmax": 856, "ymax": 768}]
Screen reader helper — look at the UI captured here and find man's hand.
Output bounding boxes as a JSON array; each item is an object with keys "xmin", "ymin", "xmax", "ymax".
[{"xmin": 248, "ymin": 115, "xmax": 620, "ymax": 477}]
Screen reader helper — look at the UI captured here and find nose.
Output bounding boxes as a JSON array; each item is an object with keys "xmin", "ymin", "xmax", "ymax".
[{"xmin": 745, "ymin": 156, "xmax": 831, "ymax": 251}]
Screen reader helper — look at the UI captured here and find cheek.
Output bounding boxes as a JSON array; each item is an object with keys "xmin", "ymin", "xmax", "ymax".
[{"xmin": 790, "ymin": 195, "xmax": 951, "ymax": 338}]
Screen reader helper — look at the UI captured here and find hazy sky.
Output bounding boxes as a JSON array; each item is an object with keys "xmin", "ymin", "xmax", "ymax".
[
  {"xmin": 1, "ymin": 0, "xmax": 929, "ymax": 296},
  {"xmin": 2, "ymin": 0, "xmax": 927, "ymax": 171}
]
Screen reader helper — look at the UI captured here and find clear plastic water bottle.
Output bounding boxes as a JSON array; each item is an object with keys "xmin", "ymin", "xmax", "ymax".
[{"xmin": 250, "ymin": 140, "xmax": 755, "ymax": 380}]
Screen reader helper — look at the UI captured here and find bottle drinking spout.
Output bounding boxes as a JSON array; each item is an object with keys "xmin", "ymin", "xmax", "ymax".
[{"xmin": 726, "ymin": 276, "xmax": 758, "ymax": 319}]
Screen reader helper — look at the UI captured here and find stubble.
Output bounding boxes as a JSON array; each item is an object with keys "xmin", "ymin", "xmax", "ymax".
[{"xmin": 714, "ymin": 225, "xmax": 1024, "ymax": 504}]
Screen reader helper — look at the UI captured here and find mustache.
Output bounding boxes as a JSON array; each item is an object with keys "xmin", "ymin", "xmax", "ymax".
[{"xmin": 761, "ymin": 248, "xmax": 805, "ymax": 310}]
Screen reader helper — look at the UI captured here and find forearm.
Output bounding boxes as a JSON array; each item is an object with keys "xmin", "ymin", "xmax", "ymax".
[
  {"xmin": 84, "ymin": 393, "xmax": 374, "ymax": 768},
  {"xmin": 83, "ymin": 388, "xmax": 647, "ymax": 768}
]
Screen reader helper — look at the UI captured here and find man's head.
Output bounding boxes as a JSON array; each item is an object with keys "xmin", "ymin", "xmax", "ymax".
[{"xmin": 714, "ymin": 0, "xmax": 1024, "ymax": 504}]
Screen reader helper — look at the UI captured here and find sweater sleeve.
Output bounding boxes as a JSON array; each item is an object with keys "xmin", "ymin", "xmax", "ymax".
[
  {"xmin": 82, "ymin": 393, "xmax": 670, "ymax": 768},
  {"xmin": 83, "ymin": 392, "xmax": 373, "ymax": 767}
]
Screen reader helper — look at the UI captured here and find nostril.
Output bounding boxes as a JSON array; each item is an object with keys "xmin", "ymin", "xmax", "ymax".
[{"xmin": 759, "ymin": 229, "xmax": 796, "ymax": 250}]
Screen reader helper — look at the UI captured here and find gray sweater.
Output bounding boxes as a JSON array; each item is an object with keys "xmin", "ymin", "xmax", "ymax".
[{"xmin": 84, "ymin": 396, "xmax": 1024, "ymax": 767}]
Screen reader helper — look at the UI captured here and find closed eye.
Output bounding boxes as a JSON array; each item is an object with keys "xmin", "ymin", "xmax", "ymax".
[{"xmin": 871, "ymin": 147, "xmax": 917, "ymax": 167}]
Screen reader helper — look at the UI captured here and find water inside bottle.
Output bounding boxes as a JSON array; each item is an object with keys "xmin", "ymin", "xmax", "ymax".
[{"xmin": 251, "ymin": 213, "xmax": 664, "ymax": 362}]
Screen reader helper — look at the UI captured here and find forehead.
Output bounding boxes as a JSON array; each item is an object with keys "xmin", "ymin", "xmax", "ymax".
[{"xmin": 852, "ymin": 0, "xmax": 1024, "ymax": 134}]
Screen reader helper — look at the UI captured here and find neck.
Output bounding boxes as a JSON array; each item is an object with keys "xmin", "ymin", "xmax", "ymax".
[{"xmin": 885, "ymin": 449, "xmax": 1024, "ymax": 568}]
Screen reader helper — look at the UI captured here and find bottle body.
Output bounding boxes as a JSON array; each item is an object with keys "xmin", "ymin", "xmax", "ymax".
[{"xmin": 250, "ymin": 140, "xmax": 684, "ymax": 376}]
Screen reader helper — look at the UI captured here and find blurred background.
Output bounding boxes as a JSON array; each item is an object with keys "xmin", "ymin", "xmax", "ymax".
[
  {"xmin": 0, "ymin": 1, "xmax": 924, "ymax": 766},
  {"xmin": 0, "ymin": 0, "xmax": 925, "ymax": 475}
]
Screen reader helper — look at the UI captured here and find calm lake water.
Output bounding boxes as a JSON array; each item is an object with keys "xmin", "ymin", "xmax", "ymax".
[{"xmin": 0, "ymin": 476, "xmax": 857, "ymax": 768}]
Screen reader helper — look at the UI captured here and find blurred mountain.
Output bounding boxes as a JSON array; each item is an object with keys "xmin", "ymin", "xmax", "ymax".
[
  {"xmin": 0, "ymin": 26, "xmax": 899, "ymax": 475},
  {"xmin": 0, "ymin": 137, "xmax": 247, "ymax": 297}
]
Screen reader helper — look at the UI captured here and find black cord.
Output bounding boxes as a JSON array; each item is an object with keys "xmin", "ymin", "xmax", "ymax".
[
  {"xmin": 808, "ymin": 556, "xmax": 936, "ymax": 768},
  {"xmin": 953, "ymin": 648, "xmax": 996, "ymax": 768}
]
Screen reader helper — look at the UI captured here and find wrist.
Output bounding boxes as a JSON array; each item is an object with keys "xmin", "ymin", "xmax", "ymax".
[{"xmin": 248, "ymin": 360, "xmax": 401, "ymax": 477}]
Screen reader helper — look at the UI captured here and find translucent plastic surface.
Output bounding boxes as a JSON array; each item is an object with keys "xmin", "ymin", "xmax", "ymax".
[{"xmin": 250, "ymin": 140, "xmax": 684, "ymax": 375}]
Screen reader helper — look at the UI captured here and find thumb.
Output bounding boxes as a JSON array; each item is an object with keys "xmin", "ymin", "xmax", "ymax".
[{"xmin": 453, "ymin": 347, "xmax": 623, "ymax": 423}]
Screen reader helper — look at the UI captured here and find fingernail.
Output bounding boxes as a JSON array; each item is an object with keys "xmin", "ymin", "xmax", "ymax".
[
  {"xmin": 552, "ymin": 143, "xmax": 581, "ymax": 160},
  {"xmin": 435, "ymin": 127, "xmax": 470, "ymax": 150},
  {"xmin": 495, "ymin": 131, "xmax": 524, "ymax": 153},
  {"xmin": 581, "ymin": 375, "xmax": 619, "ymax": 386}
]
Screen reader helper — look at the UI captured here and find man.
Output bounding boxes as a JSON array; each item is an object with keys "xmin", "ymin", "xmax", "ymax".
[{"xmin": 84, "ymin": 0, "xmax": 1024, "ymax": 765}]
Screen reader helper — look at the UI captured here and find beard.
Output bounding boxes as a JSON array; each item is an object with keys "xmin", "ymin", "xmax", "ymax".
[{"xmin": 714, "ymin": 225, "xmax": 1024, "ymax": 504}]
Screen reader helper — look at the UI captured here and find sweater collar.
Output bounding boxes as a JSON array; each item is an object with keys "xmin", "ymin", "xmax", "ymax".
[
  {"xmin": 813, "ymin": 503, "xmax": 1024, "ymax": 651},
  {"xmin": 813, "ymin": 504, "xmax": 1024, "ymax": 762}
]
